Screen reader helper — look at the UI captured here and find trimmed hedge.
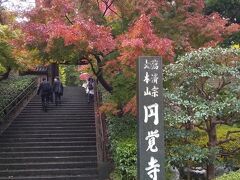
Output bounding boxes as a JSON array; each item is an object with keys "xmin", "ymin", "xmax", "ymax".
[
  {"xmin": 0, "ymin": 76, "xmax": 36, "ymax": 121},
  {"xmin": 216, "ymin": 170, "xmax": 240, "ymax": 180}
]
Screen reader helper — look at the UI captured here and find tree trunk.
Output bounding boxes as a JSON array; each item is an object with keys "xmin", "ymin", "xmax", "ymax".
[
  {"xmin": 48, "ymin": 63, "xmax": 59, "ymax": 84},
  {"xmin": 97, "ymin": 72, "xmax": 113, "ymax": 93},
  {"xmin": 207, "ymin": 119, "xmax": 217, "ymax": 180},
  {"xmin": 207, "ymin": 163, "xmax": 215, "ymax": 180},
  {"xmin": 0, "ymin": 67, "xmax": 11, "ymax": 81},
  {"xmin": 91, "ymin": 54, "xmax": 113, "ymax": 93}
]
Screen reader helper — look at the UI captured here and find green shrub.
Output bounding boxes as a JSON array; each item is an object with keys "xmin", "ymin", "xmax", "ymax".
[
  {"xmin": 113, "ymin": 138, "xmax": 137, "ymax": 179},
  {"xmin": 0, "ymin": 75, "xmax": 36, "ymax": 121},
  {"xmin": 107, "ymin": 115, "xmax": 137, "ymax": 179},
  {"xmin": 0, "ymin": 64, "xmax": 6, "ymax": 74},
  {"xmin": 216, "ymin": 170, "xmax": 240, "ymax": 180},
  {"xmin": 107, "ymin": 115, "xmax": 136, "ymax": 141}
]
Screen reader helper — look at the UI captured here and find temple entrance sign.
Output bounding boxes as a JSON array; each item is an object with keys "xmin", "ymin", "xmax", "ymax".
[{"xmin": 137, "ymin": 56, "xmax": 165, "ymax": 180}]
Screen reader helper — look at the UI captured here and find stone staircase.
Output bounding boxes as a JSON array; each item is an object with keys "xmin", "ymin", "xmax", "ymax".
[{"xmin": 0, "ymin": 87, "xmax": 98, "ymax": 179}]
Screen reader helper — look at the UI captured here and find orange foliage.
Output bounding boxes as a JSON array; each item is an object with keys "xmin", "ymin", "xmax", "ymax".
[
  {"xmin": 99, "ymin": 102, "xmax": 120, "ymax": 115},
  {"xmin": 123, "ymin": 96, "xmax": 136, "ymax": 116},
  {"xmin": 117, "ymin": 14, "xmax": 175, "ymax": 69}
]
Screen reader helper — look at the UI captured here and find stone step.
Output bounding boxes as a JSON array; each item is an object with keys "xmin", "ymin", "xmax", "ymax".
[
  {"xmin": 0, "ymin": 168, "xmax": 98, "ymax": 178},
  {"xmin": 0, "ymin": 137, "xmax": 96, "ymax": 143},
  {"xmin": 12, "ymin": 120, "xmax": 95, "ymax": 123},
  {"xmin": 17, "ymin": 114, "xmax": 95, "ymax": 117},
  {"xmin": 0, "ymin": 156, "xmax": 97, "ymax": 163},
  {"xmin": 4, "ymin": 129, "xmax": 96, "ymax": 134},
  {"xmin": 0, "ymin": 87, "xmax": 98, "ymax": 178},
  {"xmin": 0, "ymin": 150, "xmax": 97, "ymax": 158},
  {"xmin": 9, "ymin": 123, "xmax": 95, "ymax": 127},
  {"xmin": 0, "ymin": 140, "xmax": 96, "ymax": 147},
  {"xmin": 22, "ymin": 105, "xmax": 94, "ymax": 108},
  {"xmin": 0, "ymin": 161, "xmax": 97, "ymax": 171},
  {"xmin": 7, "ymin": 126, "xmax": 95, "ymax": 131},
  {"xmin": 0, "ymin": 175, "xmax": 98, "ymax": 180},
  {"xmin": 14, "ymin": 117, "xmax": 95, "ymax": 120},
  {"xmin": 0, "ymin": 145, "xmax": 97, "ymax": 152},
  {"xmin": 26, "ymin": 102, "xmax": 92, "ymax": 106},
  {"xmin": 1, "ymin": 133, "xmax": 96, "ymax": 138}
]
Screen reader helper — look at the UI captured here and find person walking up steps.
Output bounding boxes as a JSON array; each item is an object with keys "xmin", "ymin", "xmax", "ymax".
[
  {"xmin": 87, "ymin": 77, "xmax": 94, "ymax": 103},
  {"xmin": 37, "ymin": 77, "xmax": 52, "ymax": 112},
  {"xmin": 53, "ymin": 76, "xmax": 64, "ymax": 106}
]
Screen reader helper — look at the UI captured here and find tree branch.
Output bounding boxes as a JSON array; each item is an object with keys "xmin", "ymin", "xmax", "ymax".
[
  {"xmin": 91, "ymin": 53, "xmax": 113, "ymax": 92},
  {"xmin": 217, "ymin": 138, "xmax": 236, "ymax": 146},
  {"xmin": 102, "ymin": 0, "xmax": 115, "ymax": 17},
  {"xmin": 85, "ymin": 58, "xmax": 97, "ymax": 75},
  {"xmin": 195, "ymin": 77, "xmax": 209, "ymax": 99},
  {"xmin": 213, "ymin": 119, "xmax": 237, "ymax": 126},
  {"xmin": 214, "ymin": 120, "xmax": 226, "ymax": 124},
  {"xmin": 65, "ymin": 14, "xmax": 74, "ymax": 25},
  {"xmin": 194, "ymin": 122, "xmax": 207, "ymax": 131},
  {"xmin": 216, "ymin": 130, "xmax": 240, "ymax": 146},
  {"xmin": 205, "ymin": 119, "xmax": 211, "ymax": 132},
  {"xmin": 226, "ymin": 130, "xmax": 240, "ymax": 139},
  {"xmin": 213, "ymin": 76, "xmax": 231, "ymax": 97},
  {"xmin": 220, "ymin": 147, "xmax": 240, "ymax": 156},
  {"xmin": 108, "ymin": 6, "xmax": 121, "ymax": 18}
]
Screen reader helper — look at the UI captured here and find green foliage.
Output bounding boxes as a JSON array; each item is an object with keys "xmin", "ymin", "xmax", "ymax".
[
  {"xmin": 204, "ymin": 0, "xmax": 240, "ymax": 23},
  {"xmin": 0, "ymin": 41, "xmax": 16, "ymax": 69},
  {"xmin": 164, "ymin": 47, "xmax": 240, "ymax": 125},
  {"xmin": 164, "ymin": 47, "xmax": 240, "ymax": 173},
  {"xmin": 0, "ymin": 76, "xmax": 36, "ymax": 121},
  {"xmin": 220, "ymin": 31, "xmax": 240, "ymax": 48},
  {"xmin": 113, "ymin": 138, "xmax": 137, "ymax": 179},
  {"xmin": 216, "ymin": 170, "xmax": 240, "ymax": 180},
  {"xmin": 0, "ymin": 25, "xmax": 19, "ymax": 70},
  {"xmin": 48, "ymin": 38, "xmax": 79, "ymax": 63},
  {"xmin": 59, "ymin": 65, "xmax": 80, "ymax": 86},
  {"xmin": 216, "ymin": 126, "xmax": 240, "ymax": 155},
  {"xmin": 168, "ymin": 144, "xmax": 210, "ymax": 167},
  {"xmin": 109, "ymin": 20, "xmax": 125, "ymax": 36},
  {"xmin": 107, "ymin": 115, "xmax": 137, "ymax": 179},
  {"xmin": 111, "ymin": 73, "xmax": 136, "ymax": 107},
  {"xmin": 59, "ymin": 65, "xmax": 66, "ymax": 85},
  {"xmin": 191, "ymin": 125, "xmax": 240, "ymax": 167},
  {"xmin": 0, "ymin": 63, "xmax": 6, "ymax": 74}
]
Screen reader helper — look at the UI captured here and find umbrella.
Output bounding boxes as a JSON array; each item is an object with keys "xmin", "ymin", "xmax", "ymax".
[{"xmin": 79, "ymin": 73, "xmax": 90, "ymax": 80}]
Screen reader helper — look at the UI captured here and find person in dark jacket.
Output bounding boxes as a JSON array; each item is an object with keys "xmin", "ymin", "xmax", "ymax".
[
  {"xmin": 87, "ymin": 77, "xmax": 94, "ymax": 103},
  {"xmin": 53, "ymin": 76, "xmax": 63, "ymax": 105},
  {"xmin": 37, "ymin": 77, "xmax": 52, "ymax": 111}
]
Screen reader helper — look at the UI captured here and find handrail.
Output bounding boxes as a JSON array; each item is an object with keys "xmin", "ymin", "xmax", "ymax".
[
  {"xmin": 0, "ymin": 77, "xmax": 37, "ymax": 122},
  {"xmin": 94, "ymin": 81, "xmax": 108, "ymax": 163}
]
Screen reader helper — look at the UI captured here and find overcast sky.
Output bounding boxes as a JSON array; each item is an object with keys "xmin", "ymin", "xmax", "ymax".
[{"xmin": 2, "ymin": 0, "xmax": 35, "ymax": 11}]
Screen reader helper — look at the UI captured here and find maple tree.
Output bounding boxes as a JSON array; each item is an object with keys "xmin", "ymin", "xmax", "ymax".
[
  {"xmin": 108, "ymin": 0, "xmax": 239, "ymax": 115},
  {"xmin": 22, "ymin": 0, "xmax": 175, "ymax": 92},
  {"xmin": 0, "ymin": 1, "xmax": 40, "ymax": 80},
  {"xmin": 102, "ymin": 0, "xmax": 240, "ymax": 53},
  {"xmin": 20, "ymin": 0, "xmax": 240, "ymax": 115}
]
